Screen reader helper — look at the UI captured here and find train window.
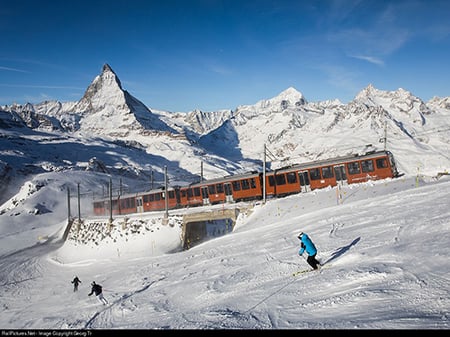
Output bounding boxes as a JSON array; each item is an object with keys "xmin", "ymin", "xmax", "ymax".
[
  {"xmin": 130, "ymin": 198, "xmax": 135, "ymax": 208},
  {"xmin": 208, "ymin": 185, "xmax": 216, "ymax": 194},
  {"xmin": 216, "ymin": 183, "xmax": 224, "ymax": 193},
  {"xmin": 232, "ymin": 180, "xmax": 241, "ymax": 191},
  {"xmin": 275, "ymin": 174, "xmax": 286, "ymax": 185},
  {"xmin": 322, "ymin": 166, "xmax": 334, "ymax": 179},
  {"xmin": 250, "ymin": 178, "xmax": 256, "ymax": 188},
  {"xmin": 181, "ymin": 190, "xmax": 186, "ymax": 197},
  {"xmin": 187, "ymin": 188, "xmax": 193, "ymax": 198},
  {"xmin": 347, "ymin": 162, "xmax": 361, "ymax": 175},
  {"xmin": 122, "ymin": 198, "xmax": 134, "ymax": 208},
  {"xmin": 287, "ymin": 172, "xmax": 297, "ymax": 184},
  {"xmin": 376, "ymin": 158, "xmax": 388, "ymax": 168},
  {"xmin": 268, "ymin": 175, "xmax": 275, "ymax": 187},
  {"xmin": 155, "ymin": 193, "xmax": 161, "ymax": 201},
  {"xmin": 143, "ymin": 195, "xmax": 149, "ymax": 203},
  {"xmin": 169, "ymin": 190, "xmax": 175, "ymax": 199},
  {"xmin": 361, "ymin": 160, "xmax": 374, "ymax": 173},
  {"xmin": 241, "ymin": 179, "xmax": 250, "ymax": 190},
  {"xmin": 149, "ymin": 194, "xmax": 154, "ymax": 202},
  {"xmin": 193, "ymin": 187, "xmax": 201, "ymax": 196},
  {"xmin": 309, "ymin": 168, "xmax": 321, "ymax": 180}
]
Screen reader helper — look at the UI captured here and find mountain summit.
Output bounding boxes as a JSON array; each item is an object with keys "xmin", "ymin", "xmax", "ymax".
[{"xmin": 72, "ymin": 64, "xmax": 173, "ymax": 137}]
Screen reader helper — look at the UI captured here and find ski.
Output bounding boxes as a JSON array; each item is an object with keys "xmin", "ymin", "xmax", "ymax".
[
  {"xmin": 292, "ymin": 264, "xmax": 330, "ymax": 276},
  {"xmin": 292, "ymin": 269, "xmax": 314, "ymax": 276}
]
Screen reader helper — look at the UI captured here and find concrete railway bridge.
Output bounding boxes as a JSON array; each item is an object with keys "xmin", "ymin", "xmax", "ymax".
[{"xmin": 64, "ymin": 203, "xmax": 255, "ymax": 250}]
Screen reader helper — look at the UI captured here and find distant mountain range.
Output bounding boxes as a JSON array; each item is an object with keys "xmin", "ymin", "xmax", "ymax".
[{"xmin": 1, "ymin": 63, "xmax": 449, "ymax": 207}]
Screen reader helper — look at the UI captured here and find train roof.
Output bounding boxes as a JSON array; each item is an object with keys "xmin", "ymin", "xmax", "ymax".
[
  {"xmin": 183, "ymin": 171, "xmax": 260, "ymax": 187},
  {"xmin": 273, "ymin": 150, "xmax": 392, "ymax": 173},
  {"xmin": 93, "ymin": 186, "xmax": 176, "ymax": 202}
]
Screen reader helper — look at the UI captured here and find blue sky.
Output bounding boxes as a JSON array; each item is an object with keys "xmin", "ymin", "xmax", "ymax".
[{"xmin": 1, "ymin": 0, "xmax": 449, "ymax": 112}]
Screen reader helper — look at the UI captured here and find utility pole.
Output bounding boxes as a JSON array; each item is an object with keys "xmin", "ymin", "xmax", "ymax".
[
  {"xmin": 77, "ymin": 183, "xmax": 81, "ymax": 223},
  {"xmin": 263, "ymin": 143, "xmax": 266, "ymax": 204},
  {"xmin": 109, "ymin": 177, "xmax": 113, "ymax": 224},
  {"xmin": 163, "ymin": 165, "xmax": 169, "ymax": 224},
  {"xmin": 67, "ymin": 187, "xmax": 71, "ymax": 223},
  {"xmin": 63, "ymin": 187, "xmax": 72, "ymax": 241}
]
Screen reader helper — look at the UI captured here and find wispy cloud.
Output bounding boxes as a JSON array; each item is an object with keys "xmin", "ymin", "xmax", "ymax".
[
  {"xmin": 328, "ymin": 26, "xmax": 409, "ymax": 59},
  {"xmin": 0, "ymin": 66, "xmax": 29, "ymax": 73},
  {"xmin": 0, "ymin": 84, "xmax": 83, "ymax": 90},
  {"xmin": 350, "ymin": 55, "xmax": 384, "ymax": 66}
]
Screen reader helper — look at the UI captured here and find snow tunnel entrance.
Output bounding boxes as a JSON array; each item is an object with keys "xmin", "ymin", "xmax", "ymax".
[
  {"xmin": 183, "ymin": 218, "xmax": 234, "ymax": 249},
  {"xmin": 182, "ymin": 208, "xmax": 240, "ymax": 249}
]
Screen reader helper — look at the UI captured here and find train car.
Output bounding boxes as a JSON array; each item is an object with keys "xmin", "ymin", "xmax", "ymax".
[
  {"xmin": 178, "ymin": 184, "xmax": 204, "ymax": 207},
  {"xmin": 222, "ymin": 171, "xmax": 262, "ymax": 203},
  {"xmin": 93, "ymin": 187, "xmax": 179, "ymax": 216},
  {"xmin": 139, "ymin": 187, "xmax": 179, "ymax": 212},
  {"xmin": 264, "ymin": 150, "xmax": 399, "ymax": 198},
  {"xmin": 264, "ymin": 168, "xmax": 302, "ymax": 198},
  {"xmin": 92, "ymin": 192, "xmax": 138, "ymax": 216},
  {"xmin": 178, "ymin": 171, "xmax": 263, "ymax": 207}
]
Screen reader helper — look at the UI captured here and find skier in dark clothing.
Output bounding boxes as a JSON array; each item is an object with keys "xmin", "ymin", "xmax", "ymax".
[
  {"xmin": 88, "ymin": 281, "xmax": 108, "ymax": 305},
  {"xmin": 298, "ymin": 232, "xmax": 321, "ymax": 270},
  {"xmin": 71, "ymin": 276, "xmax": 81, "ymax": 292}
]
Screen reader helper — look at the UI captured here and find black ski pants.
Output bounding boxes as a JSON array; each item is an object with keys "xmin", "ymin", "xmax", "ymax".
[{"xmin": 307, "ymin": 254, "xmax": 320, "ymax": 270}]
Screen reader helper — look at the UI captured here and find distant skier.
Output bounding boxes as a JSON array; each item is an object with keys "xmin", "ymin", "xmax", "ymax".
[
  {"xmin": 297, "ymin": 232, "xmax": 321, "ymax": 270},
  {"xmin": 71, "ymin": 276, "xmax": 81, "ymax": 292},
  {"xmin": 88, "ymin": 281, "xmax": 108, "ymax": 305}
]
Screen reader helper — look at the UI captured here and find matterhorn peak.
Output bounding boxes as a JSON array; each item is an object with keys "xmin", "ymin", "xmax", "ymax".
[
  {"xmin": 100, "ymin": 63, "xmax": 122, "ymax": 88},
  {"xmin": 70, "ymin": 64, "xmax": 172, "ymax": 136},
  {"xmin": 102, "ymin": 63, "xmax": 113, "ymax": 73},
  {"xmin": 73, "ymin": 63, "xmax": 126, "ymax": 113}
]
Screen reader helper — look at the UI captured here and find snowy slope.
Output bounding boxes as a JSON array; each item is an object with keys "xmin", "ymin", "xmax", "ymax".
[{"xmin": 0, "ymin": 175, "xmax": 448, "ymax": 329}]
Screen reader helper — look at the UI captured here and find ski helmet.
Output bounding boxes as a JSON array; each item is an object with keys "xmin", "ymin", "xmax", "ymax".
[
  {"xmin": 298, "ymin": 232, "xmax": 304, "ymax": 239},
  {"xmin": 91, "ymin": 281, "xmax": 96, "ymax": 286}
]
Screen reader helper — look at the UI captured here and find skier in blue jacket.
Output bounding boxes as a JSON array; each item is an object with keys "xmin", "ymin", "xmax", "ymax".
[{"xmin": 298, "ymin": 232, "xmax": 321, "ymax": 270}]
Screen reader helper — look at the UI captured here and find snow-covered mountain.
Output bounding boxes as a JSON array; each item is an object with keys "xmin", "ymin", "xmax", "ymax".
[
  {"xmin": 71, "ymin": 64, "xmax": 176, "ymax": 137},
  {"xmin": 1, "ymin": 64, "xmax": 449, "ymax": 230}
]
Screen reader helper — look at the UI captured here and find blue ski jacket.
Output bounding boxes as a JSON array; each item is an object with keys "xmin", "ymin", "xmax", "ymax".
[{"xmin": 298, "ymin": 233, "xmax": 317, "ymax": 256}]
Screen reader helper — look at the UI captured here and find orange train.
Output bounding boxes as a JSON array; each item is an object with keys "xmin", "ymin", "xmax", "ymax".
[{"xmin": 93, "ymin": 150, "xmax": 400, "ymax": 216}]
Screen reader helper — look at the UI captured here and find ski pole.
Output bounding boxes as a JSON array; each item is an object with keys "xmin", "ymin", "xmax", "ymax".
[{"xmin": 301, "ymin": 254, "xmax": 309, "ymax": 265}]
